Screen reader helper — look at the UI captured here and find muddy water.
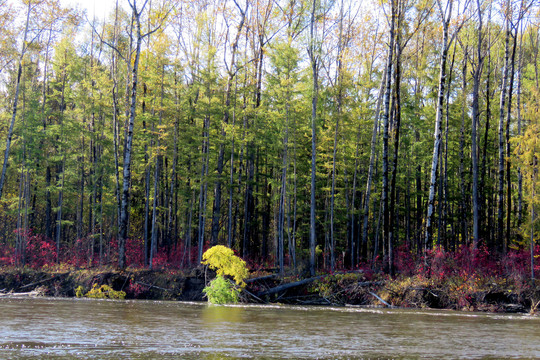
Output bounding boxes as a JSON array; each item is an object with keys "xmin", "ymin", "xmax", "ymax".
[{"xmin": 0, "ymin": 297, "xmax": 539, "ymax": 359}]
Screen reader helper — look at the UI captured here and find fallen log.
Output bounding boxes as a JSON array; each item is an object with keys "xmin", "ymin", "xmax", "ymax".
[
  {"xmin": 18, "ymin": 273, "xmax": 67, "ymax": 290},
  {"xmin": 369, "ymin": 291, "xmax": 395, "ymax": 308},
  {"xmin": 258, "ymin": 275, "xmax": 324, "ymax": 297},
  {"xmin": 0, "ymin": 288, "xmax": 44, "ymax": 298},
  {"xmin": 245, "ymin": 274, "xmax": 278, "ymax": 284}
]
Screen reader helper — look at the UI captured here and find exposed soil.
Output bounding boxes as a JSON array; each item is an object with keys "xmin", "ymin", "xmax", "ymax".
[
  {"xmin": 0, "ymin": 267, "xmax": 207, "ymax": 301},
  {"xmin": 1, "ymin": 267, "xmax": 539, "ymax": 314}
]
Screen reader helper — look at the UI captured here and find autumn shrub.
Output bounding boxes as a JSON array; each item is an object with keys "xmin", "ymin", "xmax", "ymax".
[
  {"xmin": 418, "ymin": 244, "xmax": 511, "ymax": 280},
  {"xmin": 126, "ymin": 282, "xmax": 145, "ymax": 298},
  {"xmin": 0, "ymin": 242, "xmax": 15, "ymax": 266},
  {"xmin": 0, "ymin": 230, "xmax": 58, "ymax": 268},
  {"xmin": 502, "ymin": 245, "xmax": 540, "ymax": 281},
  {"xmin": 64, "ymin": 237, "xmax": 94, "ymax": 267},
  {"xmin": 202, "ymin": 245, "xmax": 248, "ymax": 287},
  {"xmin": 394, "ymin": 244, "xmax": 416, "ymax": 276},
  {"xmin": 108, "ymin": 238, "xmax": 145, "ymax": 268},
  {"xmin": 20, "ymin": 230, "xmax": 57, "ymax": 268},
  {"xmin": 150, "ymin": 244, "xmax": 186, "ymax": 269},
  {"xmin": 201, "ymin": 245, "xmax": 248, "ymax": 304},
  {"xmin": 125, "ymin": 238, "xmax": 145, "ymax": 267},
  {"xmin": 80, "ymin": 283, "xmax": 126, "ymax": 300}
]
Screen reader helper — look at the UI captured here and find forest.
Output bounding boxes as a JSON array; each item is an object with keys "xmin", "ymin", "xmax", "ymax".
[{"xmin": 0, "ymin": 0, "xmax": 538, "ymax": 282}]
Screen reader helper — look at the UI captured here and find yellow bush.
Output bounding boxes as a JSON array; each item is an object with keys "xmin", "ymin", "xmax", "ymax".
[
  {"xmin": 201, "ymin": 245, "xmax": 248, "ymax": 287},
  {"xmin": 84, "ymin": 284, "xmax": 126, "ymax": 300}
]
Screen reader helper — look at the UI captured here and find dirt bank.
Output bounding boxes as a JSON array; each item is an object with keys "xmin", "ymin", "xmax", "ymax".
[
  {"xmin": 1, "ymin": 267, "xmax": 539, "ymax": 314},
  {"xmin": 0, "ymin": 267, "xmax": 207, "ymax": 301}
]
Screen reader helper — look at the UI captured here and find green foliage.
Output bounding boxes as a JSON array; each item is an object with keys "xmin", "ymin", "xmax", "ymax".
[
  {"xmin": 201, "ymin": 246, "xmax": 248, "ymax": 304},
  {"xmin": 203, "ymin": 275, "xmax": 239, "ymax": 305},
  {"xmin": 75, "ymin": 285, "xmax": 84, "ymax": 298},
  {"xmin": 512, "ymin": 123, "xmax": 539, "ymax": 244},
  {"xmin": 83, "ymin": 284, "xmax": 126, "ymax": 300},
  {"xmin": 201, "ymin": 245, "xmax": 248, "ymax": 287}
]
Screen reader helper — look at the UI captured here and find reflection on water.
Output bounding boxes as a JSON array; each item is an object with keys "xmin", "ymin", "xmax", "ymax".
[
  {"xmin": 202, "ymin": 304, "xmax": 245, "ymax": 324},
  {"xmin": 0, "ymin": 297, "xmax": 539, "ymax": 359}
]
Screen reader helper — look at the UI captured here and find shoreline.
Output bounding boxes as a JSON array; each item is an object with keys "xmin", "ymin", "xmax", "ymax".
[{"xmin": 1, "ymin": 267, "xmax": 539, "ymax": 314}]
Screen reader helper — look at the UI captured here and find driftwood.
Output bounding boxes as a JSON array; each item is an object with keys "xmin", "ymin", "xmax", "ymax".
[
  {"xmin": 369, "ymin": 291, "xmax": 395, "ymax": 308},
  {"xmin": 258, "ymin": 276, "xmax": 325, "ymax": 297},
  {"xmin": 241, "ymin": 287, "xmax": 266, "ymax": 303},
  {"xmin": 18, "ymin": 273, "xmax": 67, "ymax": 290},
  {"xmin": 0, "ymin": 288, "xmax": 45, "ymax": 298}
]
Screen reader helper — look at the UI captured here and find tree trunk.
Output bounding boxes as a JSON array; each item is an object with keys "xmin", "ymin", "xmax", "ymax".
[
  {"xmin": 498, "ymin": 7, "xmax": 510, "ymax": 251},
  {"xmin": 308, "ymin": 0, "xmax": 319, "ymax": 276},
  {"xmin": 505, "ymin": 16, "xmax": 519, "ymax": 252},
  {"xmin": 198, "ymin": 115, "xmax": 210, "ymax": 264},
  {"xmin": 149, "ymin": 66, "xmax": 165, "ymax": 269},
  {"xmin": 517, "ymin": 25, "xmax": 524, "ymax": 227},
  {"xmin": 381, "ymin": 0, "xmax": 396, "ymax": 270},
  {"xmin": 0, "ymin": 1, "xmax": 31, "ymax": 200},
  {"xmin": 531, "ymin": 159, "xmax": 536, "ymax": 280},
  {"xmin": 362, "ymin": 67, "xmax": 386, "ymax": 260},
  {"xmin": 471, "ymin": 0, "xmax": 485, "ymax": 247},
  {"xmin": 440, "ymin": 47, "xmax": 456, "ymax": 248},
  {"xmin": 459, "ymin": 44, "xmax": 468, "ymax": 247},
  {"xmin": 118, "ymin": 2, "xmax": 146, "ymax": 269},
  {"xmin": 389, "ymin": 8, "xmax": 405, "ymax": 275},
  {"xmin": 481, "ymin": 24, "xmax": 492, "ymax": 246},
  {"xmin": 211, "ymin": 4, "xmax": 246, "ymax": 248},
  {"xmin": 425, "ymin": 1, "xmax": 452, "ymax": 250}
]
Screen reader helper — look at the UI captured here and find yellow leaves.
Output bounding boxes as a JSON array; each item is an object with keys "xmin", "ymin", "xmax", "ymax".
[
  {"xmin": 201, "ymin": 245, "xmax": 248, "ymax": 287},
  {"xmin": 80, "ymin": 284, "xmax": 126, "ymax": 300}
]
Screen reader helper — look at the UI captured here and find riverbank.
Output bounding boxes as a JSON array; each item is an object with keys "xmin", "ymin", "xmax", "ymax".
[
  {"xmin": 0, "ymin": 267, "xmax": 206, "ymax": 301},
  {"xmin": 1, "ymin": 267, "xmax": 539, "ymax": 314}
]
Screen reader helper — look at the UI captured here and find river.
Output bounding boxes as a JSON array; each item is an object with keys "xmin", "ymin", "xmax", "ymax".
[{"xmin": 0, "ymin": 297, "xmax": 539, "ymax": 359}]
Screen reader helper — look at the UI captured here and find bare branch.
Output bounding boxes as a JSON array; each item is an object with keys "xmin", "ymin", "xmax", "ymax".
[
  {"xmin": 86, "ymin": 14, "xmax": 127, "ymax": 63},
  {"xmin": 141, "ymin": 4, "xmax": 173, "ymax": 39}
]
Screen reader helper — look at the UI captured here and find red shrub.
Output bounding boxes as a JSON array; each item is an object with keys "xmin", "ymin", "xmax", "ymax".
[
  {"xmin": 17, "ymin": 230, "xmax": 57, "ymax": 268},
  {"xmin": 394, "ymin": 244, "xmax": 416, "ymax": 276}
]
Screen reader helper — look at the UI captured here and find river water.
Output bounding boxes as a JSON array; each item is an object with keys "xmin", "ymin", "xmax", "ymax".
[{"xmin": 0, "ymin": 297, "xmax": 539, "ymax": 359}]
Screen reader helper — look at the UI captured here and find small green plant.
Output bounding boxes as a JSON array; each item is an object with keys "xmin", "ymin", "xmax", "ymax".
[
  {"xmin": 203, "ymin": 275, "xmax": 239, "ymax": 304},
  {"xmin": 201, "ymin": 245, "xmax": 248, "ymax": 304},
  {"xmin": 75, "ymin": 285, "xmax": 84, "ymax": 298},
  {"xmin": 84, "ymin": 284, "xmax": 126, "ymax": 300}
]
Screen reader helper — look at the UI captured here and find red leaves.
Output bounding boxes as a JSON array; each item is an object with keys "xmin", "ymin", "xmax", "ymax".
[
  {"xmin": 1, "ymin": 227, "xmax": 538, "ymax": 281},
  {"xmin": 3, "ymin": 229, "xmax": 58, "ymax": 268}
]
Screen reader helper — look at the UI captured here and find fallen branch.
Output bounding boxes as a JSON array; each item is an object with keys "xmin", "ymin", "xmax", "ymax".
[
  {"xmin": 18, "ymin": 273, "xmax": 67, "ymax": 290},
  {"xmin": 0, "ymin": 288, "xmax": 44, "ymax": 298},
  {"xmin": 369, "ymin": 291, "xmax": 394, "ymax": 308},
  {"xmin": 245, "ymin": 274, "xmax": 278, "ymax": 283},
  {"xmin": 225, "ymin": 278, "xmax": 266, "ymax": 303},
  {"xmin": 242, "ymin": 287, "xmax": 266, "ymax": 303},
  {"xmin": 258, "ymin": 275, "xmax": 324, "ymax": 297},
  {"xmin": 134, "ymin": 281, "xmax": 172, "ymax": 292},
  {"xmin": 355, "ymin": 281, "xmax": 385, "ymax": 287}
]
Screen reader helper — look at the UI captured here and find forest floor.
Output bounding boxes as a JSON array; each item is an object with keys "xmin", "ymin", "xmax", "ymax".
[{"xmin": 1, "ymin": 266, "xmax": 539, "ymax": 314}]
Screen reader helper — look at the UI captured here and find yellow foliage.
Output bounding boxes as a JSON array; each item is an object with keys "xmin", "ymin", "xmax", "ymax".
[
  {"xmin": 201, "ymin": 245, "xmax": 248, "ymax": 287},
  {"xmin": 84, "ymin": 284, "xmax": 126, "ymax": 300}
]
